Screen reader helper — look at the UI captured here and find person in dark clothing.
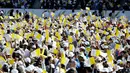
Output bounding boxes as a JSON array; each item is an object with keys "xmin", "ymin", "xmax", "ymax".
[{"xmin": 9, "ymin": 9, "xmax": 14, "ymax": 16}]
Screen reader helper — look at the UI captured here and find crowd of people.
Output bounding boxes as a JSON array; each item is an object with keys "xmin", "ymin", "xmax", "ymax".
[
  {"xmin": 0, "ymin": 8, "xmax": 130, "ymax": 73},
  {"xmin": 40, "ymin": 0, "xmax": 130, "ymax": 10},
  {"xmin": 0, "ymin": 0, "xmax": 35, "ymax": 8},
  {"xmin": 0, "ymin": 0, "xmax": 130, "ymax": 10}
]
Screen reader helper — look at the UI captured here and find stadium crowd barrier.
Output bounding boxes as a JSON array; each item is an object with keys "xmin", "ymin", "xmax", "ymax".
[{"xmin": 0, "ymin": 8, "xmax": 130, "ymax": 20}]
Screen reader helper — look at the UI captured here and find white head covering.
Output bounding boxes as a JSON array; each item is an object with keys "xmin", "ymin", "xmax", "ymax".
[
  {"xmin": 68, "ymin": 52, "xmax": 74, "ymax": 57},
  {"xmin": 85, "ymin": 41, "xmax": 90, "ymax": 45},
  {"xmin": 26, "ymin": 65, "xmax": 35, "ymax": 72},
  {"xmin": 11, "ymin": 69, "xmax": 18, "ymax": 73},
  {"xmin": 25, "ymin": 57, "xmax": 31, "ymax": 63}
]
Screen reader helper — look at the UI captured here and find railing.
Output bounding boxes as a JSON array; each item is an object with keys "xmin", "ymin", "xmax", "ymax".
[{"xmin": 0, "ymin": 9, "xmax": 130, "ymax": 20}]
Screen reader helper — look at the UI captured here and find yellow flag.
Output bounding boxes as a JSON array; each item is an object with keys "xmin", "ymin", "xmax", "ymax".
[
  {"xmin": 15, "ymin": 34, "xmax": 21, "ymax": 40},
  {"xmin": 42, "ymin": 69, "xmax": 46, "ymax": 73},
  {"xmin": 108, "ymin": 55, "xmax": 113, "ymax": 63},
  {"xmin": 107, "ymin": 27, "xmax": 112, "ymax": 31},
  {"xmin": 25, "ymin": 33, "xmax": 31, "ymax": 40},
  {"xmin": 6, "ymin": 42, "xmax": 10, "ymax": 47},
  {"xmin": 52, "ymin": 36, "xmax": 55, "ymax": 41},
  {"xmin": 95, "ymin": 20, "xmax": 99, "ymax": 28},
  {"xmin": 86, "ymin": 7, "xmax": 90, "ymax": 11},
  {"xmin": 96, "ymin": 50, "xmax": 100, "ymax": 56},
  {"xmin": 29, "ymin": 12, "xmax": 33, "ymax": 17},
  {"xmin": 8, "ymin": 58, "xmax": 14, "ymax": 65},
  {"xmin": 35, "ymin": 24, "xmax": 39, "ymax": 30},
  {"xmin": 86, "ymin": 47, "xmax": 91, "ymax": 52},
  {"xmin": 51, "ymin": 12, "xmax": 55, "ymax": 17},
  {"xmin": 69, "ymin": 44, "xmax": 74, "ymax": 51},
  {"xmin": 106, "ymin": 35, "xmax": 111, "ymax": 40},
  {"xmin": 61, "ymin": 52, "xmax": 65, "ymax": 58},
  {"xmin": 43, "ymin": 19, "xmax": 47, "ymax": 26},
  {"xmin": 115, "ymin": 44, "xmax": 121, "ymax": 50},
  {"xmin": 0, "ymin": 56, "xmax": 6, "ymax": 62},
  {"xmin": 61, "ymin": 57, "xmax": 66, "ymax": 65},
  {"xmin": 10, "ymin": 48, "xmax": 14, "ymax": 55},
  {"xmin": 61, "ymin": 52, "xmax": 66, "ymax": 65},
  {"xmin": 59, "ymin": 15, "xmax": 64, "ymax": 23},
  {"xmin": 45, "ymin": 30, "xmax": 49, "ymax": 42},
  {"xmin": 0, "ymin": 64, "xmax": 2, "ymax": 69},
  {"xmin": 35, "ymin": 48, "xmax": 40, "ymax": 56},
  {"xmin": 19, "ymin": 30, "xmax": 23, "ymax": 37},
  {"xmin": 1, "ymin": 24, "xmax": 4, "ymax": 28},
  {"xmin": 68, "ymin": 36, "xmax": 73, "ymax": 43},
  {"xmin": 0, "ymin": 35, "xmax": 3, "ymax": 40},
  {"xmin": 90, "ymin": 57, "xmax": 96, "ymax": 65},
  {"xmin": 11, "ymin": 33, "xmax": 15, "ymax": 39},
  {"xmin": 76, "ymin": 30, "xmax": 79, "ymax": 35},
  {"xmin": 115, "ymin": 29, "xmax": 119, "ymax": 37},
  {"xmin": 107, "ymin": 50, "xmax": 111, "ymax": 56},
  {"xmin": 126, "ymin": 30, "xmax": 129, "ymax": 38},
  {"xmin": 103, "ymin": 31, "xmax": 107, "ymax": 35},
  {"xmin": 87, "ymin": 16, "xmax": 90, "ymax": 21},
  {"xmin": 56, "ymin": 42, "xmax": 60, "ymax": 49},
  {"xmin": 36, "ymin": 33, "xmax": 42, "ymax": 40},
  {"xmin": 55, "ymin": 32, "xmax": 61, "ymax": 40},
  {"xmin": 63, "ymin": 18, "xmax": 67, "ymax": 26},
  {"xmin": 77, "ymin": 12, "xmax": 81, "ymax": 18},
  {"xmin": 53, "ymin": 49, "xmax": 58, "ymax": 54},
  {"xmin": 41, "ymin": 49, "xmax": 45, "ymax": 55},
  {"xmin": 96, "ymin": 33, "xmax": 100, "ymax": 41},
  {"xmin": 78, "ymin": 39, "xmax": 82, "ymax": 45}
]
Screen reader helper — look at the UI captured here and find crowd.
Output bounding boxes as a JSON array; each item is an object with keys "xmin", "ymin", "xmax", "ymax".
[
  {"xmin": 0, "ymin": 0, "xmax": 35, "ymax": 8},
  {"xmin": 0, "ymin": 8, "xmax": 130, "ymax": 73},
  {"xmin": 40, "ymin": 0, "xmax": 130, "ymax": 10},
  {"xmin": 0, "ymin": 0, "xmax": 130, "ymax": 10}
]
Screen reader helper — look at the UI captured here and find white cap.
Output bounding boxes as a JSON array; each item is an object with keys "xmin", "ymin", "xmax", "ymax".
[
  {"xmin": 85, "ymin": 41, "xmax": 90, "ymax": 45},
  {"xmin": 96, "ymin": 63, "xmax": 103, "ymax": 70},
  {"xmin": 91, "ymin": 26, "xmax": 95, "ymax": 29},
  {"xmin": 32, "ymin": 45, "xmax": 36, "ymax": 48},
  {"xmin": 26, "ymin": 65, "xmax": 35, "ymax": 72},
  {"xmin": 68, "ymin": 52, "xmax": 74, "ymax": 57},
  {"xmin": 15, "ymin": 50, "xmax": 23, "ymax": 56},
  {"xmin": 80, "ymin": 46, "xmax": 85, "ymax": 50},
  {"xmin": 25, "ymin": 57, "xmax": 31, "ymax": 63},
  {"xmin": 23, "ymin": 41, "xmax": 28, "ymax": 45},
  {"xmin": 17, "ymin": 61, "xmax": 23, "ymax": 65},
  {"xmin": 11, "ymin": 69, "xmax": 18, "ymax": 73},
  {"xmin": 117, "ymin": 60, "xmax": 123, "ymax": 64}
]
